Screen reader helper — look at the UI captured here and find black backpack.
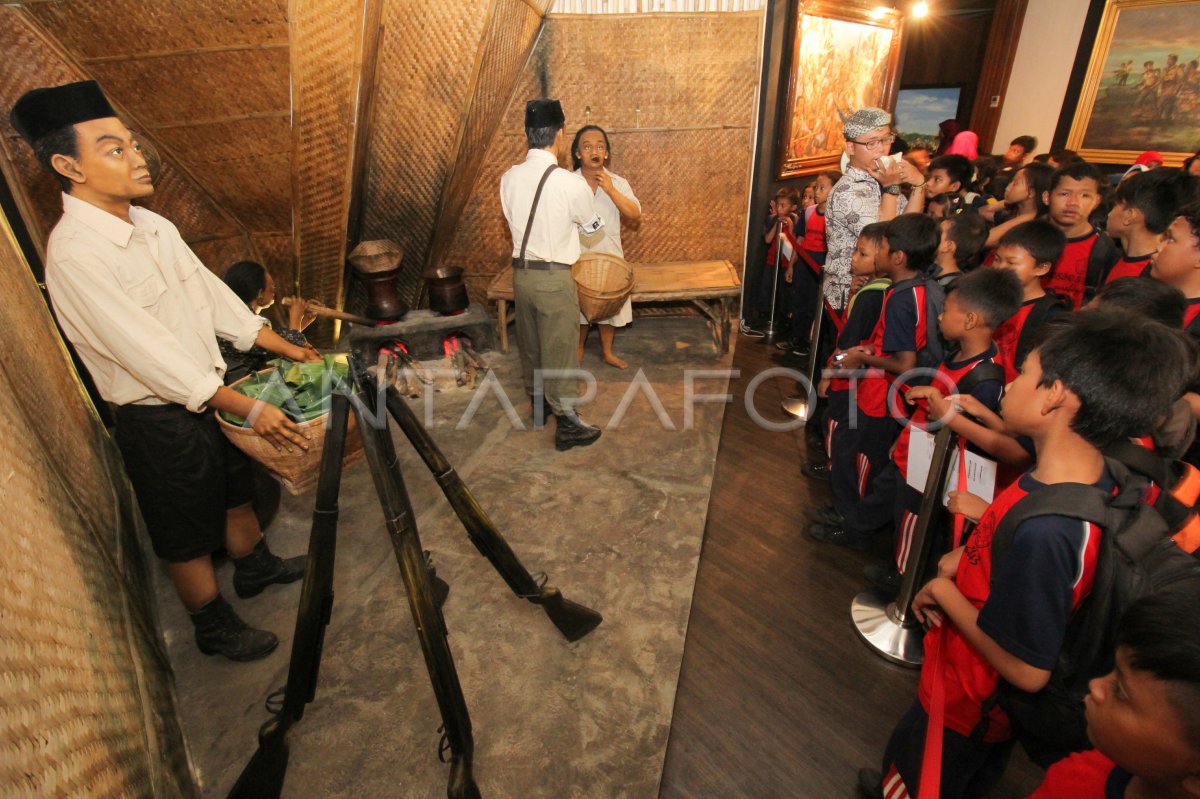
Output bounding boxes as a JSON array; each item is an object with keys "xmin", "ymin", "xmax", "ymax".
[
  {"xmin": 1084, "ymin": 230, "xmax": 1122, "ymax": 302},
  {"xmin": 977, "ymin": 458, "xmax": 1200, "ymax": 767},
  {"xmin": 1014, "ymin": 293, "xmax": 1069, "ymax": 371}
]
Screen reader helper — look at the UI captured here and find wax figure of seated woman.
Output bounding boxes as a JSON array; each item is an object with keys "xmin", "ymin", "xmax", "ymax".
[{"xmin": 219, "ymin": 260, "xmax": 318, "ymax": 383}]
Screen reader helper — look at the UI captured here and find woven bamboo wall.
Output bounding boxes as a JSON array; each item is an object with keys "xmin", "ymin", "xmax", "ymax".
[
  {"xmin": 442, "ymin": 11, "xmax": 762, "ymax": 305},
  {"xmin": 23, "ymin": 0, "xmax": 294, "ymax": 246},
  {"xmin": 0, "ymin": 8, "xmax": 261, "ymax": 280},
  {"xmin": 289, "ymin": 0, "xmax": 376, "ymax": 341},
  {"xmin": 357, "ymin": 0, "xmax": 498, "ymax": 305},
  {"xmin": 0, "ymin": 218, "xmax": 196, "ymax": 795},
  {"xmin": 423, "ymin": 0, "xmax": 552, "ymax": 279}
]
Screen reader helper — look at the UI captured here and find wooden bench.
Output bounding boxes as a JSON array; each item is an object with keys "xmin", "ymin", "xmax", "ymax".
[{"xmin": 485, "ymin": 259, "xmax": 742, "ymax": 355}]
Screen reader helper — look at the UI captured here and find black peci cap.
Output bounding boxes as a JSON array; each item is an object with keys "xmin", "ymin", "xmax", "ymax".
[
  {"xmin": 10, "ymin": 80, "xmax": 117, "ymax": 144},
  {"xmin": 525, "ymin": 98, "xmax": 565, "ymax": 130}
]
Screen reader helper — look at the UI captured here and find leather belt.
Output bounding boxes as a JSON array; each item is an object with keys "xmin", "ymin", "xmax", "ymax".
[{"xmin": 512, "ymin": 258, "xmax": 571, "ymax": 271}]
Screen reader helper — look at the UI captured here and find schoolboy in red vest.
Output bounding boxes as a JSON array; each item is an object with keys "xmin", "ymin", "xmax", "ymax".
[
  {"xmin": 1150, "ymin": 200, "xmax": 1200, "ymax": 342},
  {"xmin": 992, "ymin": 220, "xmax": 1069, "ymax": 381},
  {"xmin": 858, "ymin": 311, "xmax": 1191, "ymax": 799},
  {"xmin": 856, "ymin": 268, "xmax": 1023, "ymax": 596},
  {"xmin": 1028, "ymin": 585, "xmax": 1200, "ymax": 799},
  {"xmin": 1041, "ymin": 161, "xmax": 1119, "ymax": 308},
  {"xmin": 1106, "ymin": 168, "xmax": 1200, "ymax": 283},
  {"xmin": 778, "ymin": 170, "xmax": 842, "ymax": 355},
  {"xmin": 807, "ymin": 214, "xmax": 941, "ymax": 549},
  {"xmin": 803, "ymin": 222, "xmax": 889, "ymax": 493},
  {"xmin": 873, "ymin": 267, "xmax": 1022, "ymax": 585}
]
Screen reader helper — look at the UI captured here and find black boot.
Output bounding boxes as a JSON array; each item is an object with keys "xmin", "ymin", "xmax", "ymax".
[
  {"xmin": 554, "ymin": 410, "xmax": 602, "ymax": 451},
  {"xmin": 232, "ymin": 537, "xmax": 306, "ymax": 599},
  {"xmin": 190, "ymin": 594, "xmax": 278, "ymax": 661}
]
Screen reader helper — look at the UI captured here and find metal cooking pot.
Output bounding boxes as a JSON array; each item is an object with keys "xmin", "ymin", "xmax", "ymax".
[{"xmin": 425, "ymin": 265, "xmax": 469, "ymax": 314}]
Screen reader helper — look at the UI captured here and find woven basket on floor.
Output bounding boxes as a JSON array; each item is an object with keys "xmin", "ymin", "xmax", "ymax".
[
  {"xmin": 572, "ymin": 252, "xmax": 634, "ymax": 322},
  {"xmin": 216, "ymin": 371, "xmax": 364, "ymax": 495}
]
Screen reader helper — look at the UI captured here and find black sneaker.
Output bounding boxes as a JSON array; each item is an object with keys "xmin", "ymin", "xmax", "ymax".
[
  {"xmin": 801, "ymin": 461, "xmax": 831, "ymax": 482},
  {"xmin": 806, "ymin": 521, "xmax": 871, "ymax": 551},
  {"xmin": 803, "ymin": 502, "xmax": 843, "ymax": 526},
  {"xmin": 741, "ymin": 321, "xmax": 766, "ymax": 338},
  {"xmin": 863, "ymin": 563, "xmax": 902, "ymax": 598},
  {"xmin": 191, "ymin": 595, "xmax": 278, "ymax": 662},
  {"xmin": 857, "ymin": 768, "xmax": 885, "ymax": 799}
]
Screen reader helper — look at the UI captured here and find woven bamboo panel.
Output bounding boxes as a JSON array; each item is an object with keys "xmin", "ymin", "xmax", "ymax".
[
  {"xmin": 24, "ymin": 0, "xmax": 289, "ymax": 58},
  {"xmin": 17, "ymin": 3, "xmax": 292, "ymax": 241},
  {"xmin": 441, "ymin": 12, "xmax": 760, "ymax": 306},
  {"xmin": 290, "ymin": 0, "xmax": 371, "ymax": 345},
  {"xmin": 426, "ymin": 0, "xmax": 547, "ymax": 274},
  {"xmin": 0, "ymin": 216, "xmax": 195, "ymax": 797},
  {"xmin": 0, "ymin": 7, "xmax": 91, "ymax": 247},
  {"xmin": 0, "ymin": 9, "xmax": 257, "ymax": 272},
  {"xmin": 88, "ymin": 51, "xmax": 290, "ymax": 127},
  {"xmin": 250, "ymin": 231, "xmax": 296, "ymax": 287},
  {"xmin": 358, "ymin": 0, "xmax": 493, "ymax": 306},
  {"xmin": 153, "ymin": 118, "xmax": 292, "ymax": 232},
  {"xmin": 137, "ymin": 165, "xmax": 244, "ymax": 242},
  {"xmin": 188, "ymin": 236, "xmax": 257, "ymax": 276},
  {"xmin": 547, "ymin": 13, "xmax": 760, "ymax": 129}
]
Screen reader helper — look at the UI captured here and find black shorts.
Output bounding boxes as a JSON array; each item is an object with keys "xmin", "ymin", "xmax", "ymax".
[{"xmin": 115, "ymin": 403, "xmax": 253, "ymax": 562}]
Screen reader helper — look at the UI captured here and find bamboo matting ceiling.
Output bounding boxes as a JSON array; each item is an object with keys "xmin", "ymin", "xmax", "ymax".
[
  {"xmin": 22, "ymin": 0, "xmax": 293, "ymax": 236},
  {"xmin": 0, "ymin": 7, "xmax": 260, "ymax": 282}
]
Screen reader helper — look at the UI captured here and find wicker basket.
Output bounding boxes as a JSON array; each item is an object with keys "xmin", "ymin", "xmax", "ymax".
[
  {"xmin": 216, "ymin": 372, "xmax": 365, "ymax": 495},
  {"xmin": 572, "ymin": 252, "xmax": 634, "ymax": 322},
  {"xmin": 348, "ymin": 239, "xmax": 404, "ymax": 273}
]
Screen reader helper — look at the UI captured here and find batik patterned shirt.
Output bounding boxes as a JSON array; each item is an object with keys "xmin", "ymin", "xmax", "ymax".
[{"xmin": 824, "ymin": 165, "xmax": 906, "ymax": 310}]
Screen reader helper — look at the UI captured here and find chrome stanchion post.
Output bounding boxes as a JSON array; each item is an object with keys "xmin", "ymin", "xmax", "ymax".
[{"xmin": 851, "ymin": 425, "xmax": 954, "ymax": 667}]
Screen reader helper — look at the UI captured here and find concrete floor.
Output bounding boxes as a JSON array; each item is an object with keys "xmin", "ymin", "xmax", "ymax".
[{"xmin": 154, "ymin": 316, "xmax": 735, "ymax": 798}]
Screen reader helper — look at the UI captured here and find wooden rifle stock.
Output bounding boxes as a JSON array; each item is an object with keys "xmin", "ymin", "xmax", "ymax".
[
  {"xmin": 227, "ymin": 391, "xmax": 351, "ymax": 799},
  {"xmin": 371, "ymin": 373, "xmax": 603, "ymax": 642}
]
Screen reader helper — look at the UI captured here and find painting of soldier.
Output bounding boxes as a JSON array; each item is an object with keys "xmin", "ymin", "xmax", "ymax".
[{"xmin": 1068, "ymin": 0, "xmax": 1200, "ymax": 163}]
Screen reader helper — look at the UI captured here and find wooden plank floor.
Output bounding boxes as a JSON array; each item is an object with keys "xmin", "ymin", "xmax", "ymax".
[{"xmin": 658, "ymin": 335, "xmax": 1040, "ymax": 798}]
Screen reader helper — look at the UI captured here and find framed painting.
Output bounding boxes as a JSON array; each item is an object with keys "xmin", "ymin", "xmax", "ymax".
[
  {"xmin": 1066, "ymin": 0, "xmax": 1200, "ymax": 166},
  {"xmin": 894, "ymin": 85, "xmax": 964, "ymax": 151},
  {"xmin": 776, "ymin": 1, "xmax": 903, "ymax": 179}
]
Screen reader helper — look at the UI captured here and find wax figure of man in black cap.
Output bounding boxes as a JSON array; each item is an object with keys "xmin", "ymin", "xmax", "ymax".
[
  {"xmin": 10, "ymin": 81, "xmax": 321, "ymax": 662},
  {"xmin": 500, "ymin": 98, "xmax": 605, "ymax": 451}
]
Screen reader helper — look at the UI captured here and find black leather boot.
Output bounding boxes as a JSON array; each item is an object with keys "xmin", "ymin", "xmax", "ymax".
[
  {"xmin": 554, "ymin": 410, "xmax": 602, "ymax": 451},
  {"xmin": 232, "ymin": 537, "xmax": 306, "ymax": 599},
  {"xmin": 190, "ymin": 594, "xmax": 278, "ymax": 661}
]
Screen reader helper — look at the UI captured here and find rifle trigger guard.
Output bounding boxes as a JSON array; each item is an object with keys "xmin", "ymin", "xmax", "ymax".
[
  {"xmin": 516, "ymin": 571, "xmax": 549, "ymax": 599},
  {"xmin": 265, "ymin": 686, "xmax": 287, "ymax": 714},
  {"xmin": 437, "ymin": 725, "xmax": 452, "ymax": 763}
]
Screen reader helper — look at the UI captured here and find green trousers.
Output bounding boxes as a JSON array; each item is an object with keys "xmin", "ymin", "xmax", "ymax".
[{"xmin": 513, "ymin": 267, "xmax": 580, "ymax": 414}]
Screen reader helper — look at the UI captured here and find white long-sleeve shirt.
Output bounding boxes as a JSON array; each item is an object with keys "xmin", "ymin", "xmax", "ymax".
[
  {"xmin": 500, "ymin": 148, "xmax": 602, "ymax": 264},
  {"xmin": 45, "ymin": 193, "xmax": 265, "ymax": 412}
]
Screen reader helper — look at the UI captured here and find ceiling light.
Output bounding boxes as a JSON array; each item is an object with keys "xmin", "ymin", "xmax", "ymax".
[{"xmin": 912, "ymin": 1, "xmax": 930, "ymax": 17}]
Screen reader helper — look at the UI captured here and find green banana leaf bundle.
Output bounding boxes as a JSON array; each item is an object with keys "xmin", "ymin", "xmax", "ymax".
[{"xmin": 221, "ymin": 354, "xmax": 350, "ymax": 426}]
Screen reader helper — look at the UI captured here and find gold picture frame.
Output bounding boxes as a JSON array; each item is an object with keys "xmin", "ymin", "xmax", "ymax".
[
  {"xmin": 1066, "ymin": 0, "xmax": 1200, "ymax": 166},
  {"xmin": 776, "ymin": 1, "xmax": 903, "ymax": 180}
]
